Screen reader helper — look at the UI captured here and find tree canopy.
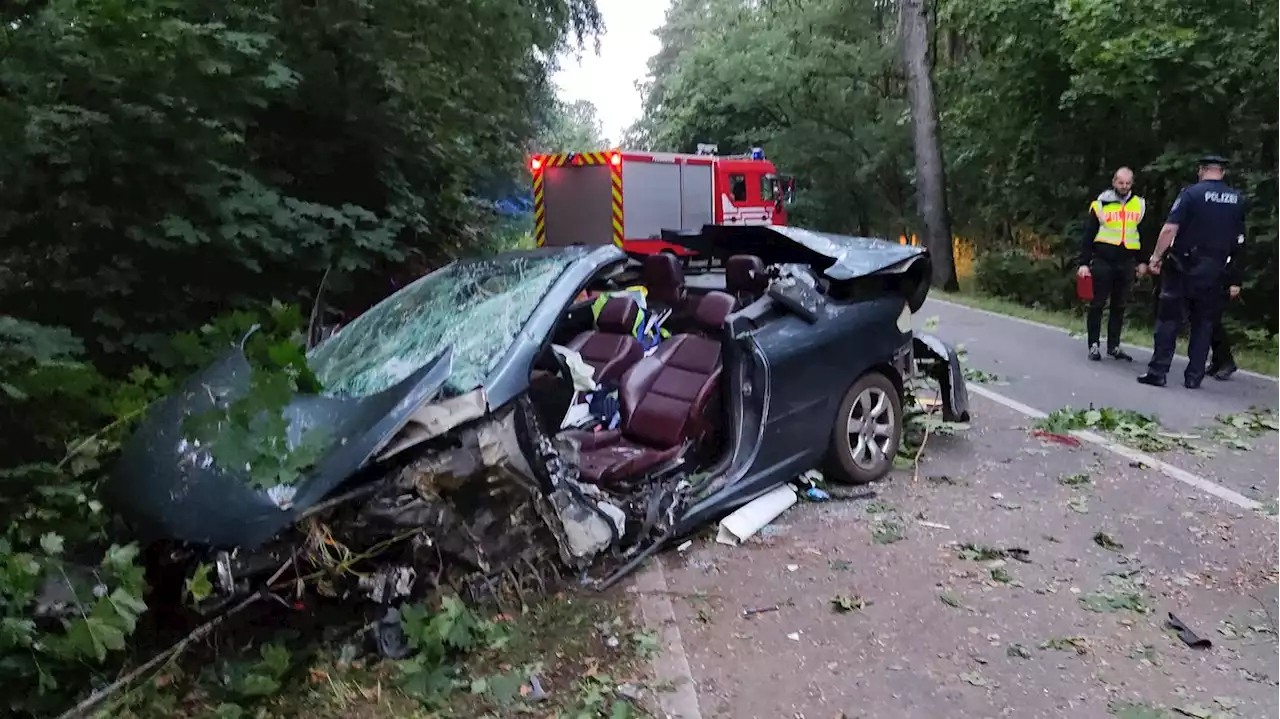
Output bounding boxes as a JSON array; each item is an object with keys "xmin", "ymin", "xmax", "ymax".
[{"xmin": 632, "ymin": 0, "xmax": 1278, "ymax": 330}]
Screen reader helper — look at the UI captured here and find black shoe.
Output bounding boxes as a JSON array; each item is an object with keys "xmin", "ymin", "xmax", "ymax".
[
  {"xmin": 1108, "ymin": 347, "xmax": 1133, "ymax": 362},
  {"xmin": 1184, "ymin": 376, "xmax": 1202, "ymax": 389},
  {"xmin": 1212, "ymin": 362, "xmax": 1237, "ymax": 381},
  {"xmin": 1137, "ymin": 373, "xmax": 1166, "ymax": 387},
  {"xmin": 1088, "ymin": 343, "xmax": 1102, "ymax": 362}
]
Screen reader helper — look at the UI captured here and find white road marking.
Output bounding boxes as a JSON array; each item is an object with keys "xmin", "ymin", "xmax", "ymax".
[
  {"xmin": 968, "ymin": 383, "xmax": 1264, "ymax": 511},
  {"xmin": 930, "ymin": 298, "xmax": 1277, "ymax": 383},
  {"xmin": 629, "ymin": 558, "xmax": 704, "ymax": 719}
]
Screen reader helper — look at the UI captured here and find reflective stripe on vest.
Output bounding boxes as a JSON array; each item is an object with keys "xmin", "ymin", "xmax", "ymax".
[{"xmin": 1089, "ymin": 195, "xmax": 1144, "ymax": 250}]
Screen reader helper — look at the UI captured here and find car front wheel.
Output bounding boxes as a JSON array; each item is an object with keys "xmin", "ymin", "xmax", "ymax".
[{"xmin": 824, "ymin": 371, "xmax": 903, "ymax": 485}]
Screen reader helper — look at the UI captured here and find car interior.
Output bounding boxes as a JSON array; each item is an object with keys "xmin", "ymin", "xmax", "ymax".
[{"xmin": 526, "ymin": 252, "xmax": 775, "ymax": 490}]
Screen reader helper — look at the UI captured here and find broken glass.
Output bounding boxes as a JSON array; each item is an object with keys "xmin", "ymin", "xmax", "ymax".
[{"xmin": 309, "ymin": 252, "xmax": 576, "ymax": 399}]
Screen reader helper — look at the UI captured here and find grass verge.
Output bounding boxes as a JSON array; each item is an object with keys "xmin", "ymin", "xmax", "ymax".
[{"xmin": 937, "ymin": 286, "xmax": 1277, "ymax": 377}]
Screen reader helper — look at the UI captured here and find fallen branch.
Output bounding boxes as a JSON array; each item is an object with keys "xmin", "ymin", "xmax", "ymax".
[{"xmin": 57, "ymin": 558, "xmax": 296, "ymax": 719}]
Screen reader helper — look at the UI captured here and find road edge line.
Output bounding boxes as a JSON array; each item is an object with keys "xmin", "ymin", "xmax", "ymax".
[
  {"xmin": 931, "ymin": 297, "xmax": 1278, "ymax": 383},
  {"xmin": 968, "ymin": 383, "xmax": 1264, "ymax": 511},
  {"xmin": 628, "ymin": 557, "xmax": 703, "ymax": 719}
]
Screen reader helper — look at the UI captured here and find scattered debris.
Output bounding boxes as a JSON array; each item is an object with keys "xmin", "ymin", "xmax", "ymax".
[
  {"xmin": 1173, "ymin": 705, "xmax": 1215, "ymax": 718},
  {"xmin": 1080, "ymin": 576, "xmax": 1149, "ymax": 614},
  {"xmin": 716, "ymin": 485, "xmax": 797, "ymax": 546},
  {"xmin": 918, "ymin": 520, "xmax": 951, "ymax": 530},
  {"xmin": 955, "ymin": 543, "xmax": 1030, "ymax": 563},
  {"xmin": 786, "ymin": 632, "xmax": 801, "ymax": 642},
  {"xmin": 1031, "ymin": 429, "xmax": 1082, "ymax": 447},
  {"xmin": 1215, "ymin": 407, "xmax": 1279, "ymax": 434},
  {"xmin": 1006, "ymin": 643, "xmax": 1032, "ymax": 659},
  {"xmin": 1039, "ymin": 636, "xmax": 1089, "ymax": 655},
  {"xmin": 1037, "ymin": 405, "xmax": 1199, "ymax": 453},
  {"xmin": 743, "ymin": 606, "xmax": 779, "ymax": 618},
  {"xmin": 831, "ymin": 594, "xmax": 871, "ymax": 613},
  {"xmin": 677, "ymin": 540, "xmax": 693, "ymax": 552},
  {"xmin": 990, "ymin": 567, "xmax": 1012, "ymax": 584},
  {"xmin": 958, "ymin": 671, "xmax": 990, "ymax": 688},
  {"xmin": 1109, "ymin": 701, "xmax": 1169, "ymax": 719},
  {"xmin": 939, "ymin": 591, "xmax": 965, "ymax": 609},
  {"xmin": 1166, "ymin": 613, "xmax": 1212, "ymax": 649},
  {"xmin": 871, "ymin": 521, "xmax": 906, "ymax": 545},
  {"xmin": 828, "ymin": 559, "xmax": 851, "ymax": 571},
  {"xmin": 1059, "ymin": 471, "xmax": 1092, "ymax": 487},
  {"xmin": 1068, "ymin": 498, "xmax": 1090, "ymax": 514},
  {"xmin": 1093, "ymin": 532, "xmax": 1124, "ymax": 552}
]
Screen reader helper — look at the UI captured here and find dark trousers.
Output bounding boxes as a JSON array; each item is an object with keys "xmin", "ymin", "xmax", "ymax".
[
  {"xmin": 1086, "ymin": 256, "xmax": 1134, "ymax": 350},
  {"xmin": 1210, "ymin": 295, "xmax": 1235, "ymax": 367},
  {"xmin": 1148, "ymin": 265, "xmax": 1222, "ymax": 382}
]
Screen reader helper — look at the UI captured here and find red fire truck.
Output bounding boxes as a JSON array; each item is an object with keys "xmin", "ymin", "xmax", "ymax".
[{"xmin": 529, "ymin": 144, "xmax": 794, "ymax": 256}]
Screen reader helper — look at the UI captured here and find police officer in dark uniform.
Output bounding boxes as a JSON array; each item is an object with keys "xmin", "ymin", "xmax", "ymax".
[
  {"xmin": 1138, "ymin": 154, "xmax": 1246, "ymax": 389},
  {"xmin": 1206, "ymin": 257, "xmax": 1242, "ymax": 380}
]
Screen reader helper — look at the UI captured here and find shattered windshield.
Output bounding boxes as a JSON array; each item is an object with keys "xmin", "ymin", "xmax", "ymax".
[{"xmin": 308, "ymin": 252, "xmax": 575, "ymax": 398}]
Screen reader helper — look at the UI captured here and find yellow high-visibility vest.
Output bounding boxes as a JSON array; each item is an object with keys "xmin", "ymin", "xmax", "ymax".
[{"xmin": 1089, "ymin": 195, "xmax": 1145, "ymax": 250}]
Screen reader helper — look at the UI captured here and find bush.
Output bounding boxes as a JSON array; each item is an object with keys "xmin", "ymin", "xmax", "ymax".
[
  {"xmin": 973, "ymin": 248, "xmax": 1077, "ymax": 312},
  {"xmin": 0, "ymin": 304, "xmax": 311, "ymax": 717}
]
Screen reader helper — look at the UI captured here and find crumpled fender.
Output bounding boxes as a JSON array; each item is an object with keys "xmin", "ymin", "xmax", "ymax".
[
  {"xmin": 103, "ymin": 346, "xmax": 456, "ymax": 549},
  {"xmin": 912, "ymin": 331, "xmax": 971, "ymax": 423}
]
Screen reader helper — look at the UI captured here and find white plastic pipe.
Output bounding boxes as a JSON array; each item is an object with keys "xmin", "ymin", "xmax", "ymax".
[{"xmin": 715, "ymin": 484, "xmax": 798, "ymax": 546}]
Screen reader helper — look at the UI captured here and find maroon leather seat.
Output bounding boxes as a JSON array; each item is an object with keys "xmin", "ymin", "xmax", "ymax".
[
  {"xmin": 726, "ymin": 254, "xmax": 768, "ymax": 305},
  {"xmin": 566, "ymin": 291, "xmax": 737, "ymax": 487},
  {"xmin": 566, "ymin": 295, "xmax": 644, "ymax": 383},
  {"xmin": 642, "ymin": 253, "xmax": 686, "ymax": 311}
]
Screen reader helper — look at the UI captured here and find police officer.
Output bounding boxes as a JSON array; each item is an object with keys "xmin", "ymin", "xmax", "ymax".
[
  {"xmin": 1138, "ymin": 155, "xmax": 1246, "ymax": 389},
  {"xmin": 1207, "ymin": 259, "xmax": 1242, "ymax": 380}
]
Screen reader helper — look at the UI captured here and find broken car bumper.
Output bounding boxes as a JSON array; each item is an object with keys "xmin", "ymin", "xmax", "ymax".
[{"xmin": 912, "ymin": 331, "xmax": 971, "ymax": 423}]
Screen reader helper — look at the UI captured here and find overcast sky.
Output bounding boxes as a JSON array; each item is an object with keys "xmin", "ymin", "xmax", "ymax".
[{"xmin": 551, "ymin": 0, "xmax": 671, "ymax": 143}]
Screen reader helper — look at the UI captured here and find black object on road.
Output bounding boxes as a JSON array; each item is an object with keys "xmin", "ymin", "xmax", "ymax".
[{"xmin": 1166, "ymin": 612, "xmax": 1212, "ymax": 649}]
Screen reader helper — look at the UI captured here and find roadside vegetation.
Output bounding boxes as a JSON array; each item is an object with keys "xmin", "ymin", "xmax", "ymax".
[{"xmin": 630, "ymin": 0, "xmax": 1276, "ymax": 367}]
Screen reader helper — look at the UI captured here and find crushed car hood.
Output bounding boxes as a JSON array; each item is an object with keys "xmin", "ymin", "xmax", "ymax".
[
  {"xmin": 665, "ymin": 225, "xmax": 927, "ymax": 281},
  {"xmin": 103, "ymin": 347, "xmax": 456, "ymax": 549}
]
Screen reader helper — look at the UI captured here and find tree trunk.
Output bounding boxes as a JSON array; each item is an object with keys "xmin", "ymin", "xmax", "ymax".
[{"xmin": 898, "ymin": 0, "xmax": 959, "ymax": 291}]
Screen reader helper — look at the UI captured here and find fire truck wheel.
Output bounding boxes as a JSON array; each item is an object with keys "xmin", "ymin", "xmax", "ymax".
[{"xmin": 823, "ymin": 371, "xmax": 903, "ymax": 485}]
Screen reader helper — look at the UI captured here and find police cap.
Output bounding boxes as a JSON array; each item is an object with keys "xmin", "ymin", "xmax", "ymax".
[{"xmin": 1197, "ymin": 154, "xmax": 1230, "ymax": 167}]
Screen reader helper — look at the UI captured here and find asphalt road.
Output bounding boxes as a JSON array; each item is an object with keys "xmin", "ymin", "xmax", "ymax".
[
  {"xmin": 629, "ymin": 299, "xmax": 1278, "ymax": 719},
  {"xmin": 919, "ymin": 298, "xmax": 1278, "ymax": 433}
]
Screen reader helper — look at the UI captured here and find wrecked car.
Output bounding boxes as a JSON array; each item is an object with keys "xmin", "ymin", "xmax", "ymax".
[{"xmin": 103, "ymin": 225, "xmax": 970, "ymax": 610}]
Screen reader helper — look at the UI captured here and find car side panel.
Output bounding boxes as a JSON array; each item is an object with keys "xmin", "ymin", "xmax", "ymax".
[{"xmin": 745, "ymin": 295, "xmax": 908, "ymax": 486}]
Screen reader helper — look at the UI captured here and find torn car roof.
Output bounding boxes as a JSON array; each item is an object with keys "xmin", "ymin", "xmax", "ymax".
[{"xmin": 663, "ymin": 225, "xmax": 928, "ymax": 281}]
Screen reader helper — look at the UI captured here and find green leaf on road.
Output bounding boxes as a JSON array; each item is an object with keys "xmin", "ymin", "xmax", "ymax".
[
  {"xmin": 939, "ymin": 592, "xmax": 965, "ymax": 609},
  {"xmin": 1059, "ymin": 472, "xmax": 1092, "ymax": 487},
  {"xmin": 1093, "ymin": 532, "xmax": 1123, "ymax": 551},
  {"xmin": 831, "ymin": 594, "xmax": 870, "ymax": 613},
  {"xmin": 1006, "ymin": 643, "xmax": 1032, "ymax": 659}
]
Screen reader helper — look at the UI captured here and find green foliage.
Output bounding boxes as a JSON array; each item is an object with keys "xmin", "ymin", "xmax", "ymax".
[
  {"xmin": 0, "ymin": 0, "xmax": 603, "ymax": 366},
  {"xmin": 1, "ymin": 1, "xmax": 601, "ymax": 711},
  {"xmin": 973, "ymin": 248, "xmax": 1076, "ymax": 311},
  {"xmin": 635, "ymin": 0, "xmax": 1278, "ymax": 336},
  {"xmin": 396, "ymin": 596, "xmax": 511, "ymax": 707},
  {"xmin": 536, "ymin": 99, "xmax": 611, "ymax": 152}
]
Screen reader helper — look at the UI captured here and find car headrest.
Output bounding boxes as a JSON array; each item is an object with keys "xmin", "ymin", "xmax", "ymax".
[
  {"xmin": 693, "ymin": 291, "xmax": 736, "ymax": 332},
  {"xmin": 642, "ymin": 253, "xmax": 684, "ymax": 289},
  {"xmin": 726, "ymin": 254, "xmax": 768, "ymax": 295},
  {"xmin": 597, "ymin": 295, "xmax": 639, "ymax": 334}
]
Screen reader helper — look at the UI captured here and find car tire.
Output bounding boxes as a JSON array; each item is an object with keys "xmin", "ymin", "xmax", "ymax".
[{"xmin": 824, "ymin": 371, "xmax": 903, "ymax": 485}]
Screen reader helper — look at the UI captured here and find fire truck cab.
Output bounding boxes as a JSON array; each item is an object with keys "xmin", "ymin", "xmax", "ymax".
[{"xmin": 530, "ymin": 144, "xmax": 794, "ymax": 257}]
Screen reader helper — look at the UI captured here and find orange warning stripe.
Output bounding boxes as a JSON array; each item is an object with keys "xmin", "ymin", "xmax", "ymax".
[
  {"xmin": 610, "ymin": 160, "xmax": 623, "ymax": 247},
  {"xmin": 532, "ymin": 168, "xmax": 546, "ymax": 246}
]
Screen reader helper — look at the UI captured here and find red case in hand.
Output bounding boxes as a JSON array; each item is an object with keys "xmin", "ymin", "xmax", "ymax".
[{"xmin": 1076, "ymin": 274, "xmax": 1094, "ymax": 301}]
